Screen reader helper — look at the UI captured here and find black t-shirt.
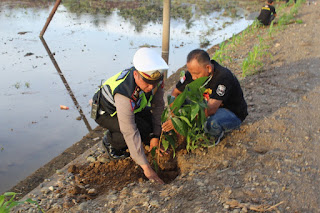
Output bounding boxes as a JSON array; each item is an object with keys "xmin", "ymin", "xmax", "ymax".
[
  {"xmin": 176, "ymin": 60, "xmax": 248, "ymax": 121},
  {"xmin": 257, "ymin": 4, "xmax": 276, "ymax": 25}
]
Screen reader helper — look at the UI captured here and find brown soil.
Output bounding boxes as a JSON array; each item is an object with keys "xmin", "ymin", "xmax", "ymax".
[{"xmin": 10, "ymin": 0, "xmax": 320, "ymax": 212}]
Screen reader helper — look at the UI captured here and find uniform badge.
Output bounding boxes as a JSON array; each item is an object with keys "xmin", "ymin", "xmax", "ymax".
[
  {"xmin": 131, "ymin": 86, "xmax": 140, "ymax": 101},
  {"xmin": 216, "ymin": 85, "xmax": 226, "ymax": 96},
  {"xmin": 180, "ymin": 70, "xmax": 186, "ymax": 84}
]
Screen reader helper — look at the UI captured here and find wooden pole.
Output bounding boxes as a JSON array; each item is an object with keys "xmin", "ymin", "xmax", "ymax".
[
  {"xmin": 39, "ymin": 0, "xmax": 62, "ymax": 37},
  {"xmin": 162, "ymin": 0, "xmax": 171, "ymax": 80},
  {"xmin": 39, "ymin": 37, "xmax": 93, "ymax": 132}
]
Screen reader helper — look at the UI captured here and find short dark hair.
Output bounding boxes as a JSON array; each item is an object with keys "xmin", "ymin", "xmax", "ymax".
[
  {"xmin": 267, "ymin": 0, "xmax": 273, "ymax": 4},
  {"xmin": 187, "ymin": 49, "xmax": 211, "ymax": 66}
]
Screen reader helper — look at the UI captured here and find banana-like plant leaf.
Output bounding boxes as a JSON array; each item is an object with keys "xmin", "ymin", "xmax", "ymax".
[
  {"xmin": 161, "ymin": 107, "xmax": 170, "ymax": 123},
  {"xmin": 178, "ymin": 116, "xmax": 192, "ymax": 127},
  {"xmin": 171, "ymin": 89, "xmax": 187, "ymax": 112},
  {"xmin": 186, "ymin": 77, "xmax": 208, "ymax": 92},
  {"xmin": 171, "ymin": 117, "xmax": 187, "ymax": 136},
  {"xmin": 190, "ymin": 103, "xmax": 200, "ymax": 121}
]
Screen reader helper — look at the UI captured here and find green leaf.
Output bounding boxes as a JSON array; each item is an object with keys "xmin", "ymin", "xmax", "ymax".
[
  {"xmin": 7, "ymin": 201, "xmax": 20, "ymax": 210},
  {"xmin": 167, "ymin": 95, "xmax": 175, "ymax": 105},
  {"xmin": 171, "ymin": 117, "xmax": 187, "ymax": 136},
  {"xmin": 152, "ymin": 159, "xmax": 159, "ymax": 173},
  {"xmin": 171, "ymin": 144, "xmax": 176, "ymax": 158},
  {"xmin": 190, "ymin": 104, "xmax": 200, "ymax": 121},
  {"xmin": 150, "ymin": 146, "xmax": 157, "ymax": 157},
  {"xmin": 166, "ymin": 134, "xmax": 176, "ymax": 149},
  {"xmin": 186, "ymin": 77, "xmax": 208, "ymax": 91},
  {"xmin": 178, "ymin": 116, "xmax": 192, "ymax": 127},
  {"xmin": 162, "ymin": 138, "xmax": 169, "ymax": 151},
  {"xmin": 161, "ymin": 107, "xmax": 170, "ymax": 123},
  {"xmin": 171, "ymin": 89, "xmax": 187, "ymax": 112},
  {"xmin": 0, "ymin": 195, "xmax": 5, "ymax": 207},
  {"xmin": 198, "ymin": 108, "xmax": 206, "ymax": 127}
]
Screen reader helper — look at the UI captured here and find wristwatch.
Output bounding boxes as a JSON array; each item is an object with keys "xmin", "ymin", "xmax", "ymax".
[{"xmin": 150, "ymin": 133, "xmax": 160, "ymax": 139}]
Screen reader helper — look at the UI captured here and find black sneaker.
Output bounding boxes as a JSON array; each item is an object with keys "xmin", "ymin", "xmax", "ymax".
[
  {"xmin": 102, "ymin": 134, "xmax": 129, "ymax": 160},
  {"xmin": 214, "ymin": 131, "xmax": 224, "ymax": 146}
]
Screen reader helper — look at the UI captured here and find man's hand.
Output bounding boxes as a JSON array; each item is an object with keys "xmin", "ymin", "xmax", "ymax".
[
  {"xmin": 140, "ymin": 164, "xmax": 164, "ymax": 184},
  {"xmin": 162, "ymin": 119, "xmax": 174, "ymax": 132},
  {"xmin": 149, "ymin": 138, "xmax": 167, "ymax": 157}
]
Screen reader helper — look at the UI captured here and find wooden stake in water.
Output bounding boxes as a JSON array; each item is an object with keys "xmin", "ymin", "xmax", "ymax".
[{"xmin": 39, "ymin": 0, "xmax": 61, "ymax": 37}]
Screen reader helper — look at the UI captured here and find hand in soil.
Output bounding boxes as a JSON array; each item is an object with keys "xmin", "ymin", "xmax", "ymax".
[
  {"xmin": 140, "ymin": 164, "xmax": 164, "ymax": 184},
  {"xmin": 149, "ymin": 138, "xmax": 168, "ymax": 157}
]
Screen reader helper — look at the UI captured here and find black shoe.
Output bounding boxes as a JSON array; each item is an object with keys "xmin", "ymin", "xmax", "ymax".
[
  {"xmin": 102, "ymin": 134, "xmax": 129, "ymax": 160},
  {"xmin": 214, "ymin": 131, "xmax": 224, "ymax": 146}
]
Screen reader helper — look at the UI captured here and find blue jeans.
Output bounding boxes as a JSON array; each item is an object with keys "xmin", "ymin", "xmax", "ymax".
[{"xmin": 204, "ymin": 108, "xmax": 242, "ymax": 138}]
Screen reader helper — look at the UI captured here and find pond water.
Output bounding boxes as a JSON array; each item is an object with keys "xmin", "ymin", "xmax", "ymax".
[{"xmin": 0, "ymin": 1, "xmax": 254, "ymax": 193}]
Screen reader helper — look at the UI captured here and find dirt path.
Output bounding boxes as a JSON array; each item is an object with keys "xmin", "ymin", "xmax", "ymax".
[{"xmin": 12, "ymin": 1, "xmax": 320, "ymax": 212}]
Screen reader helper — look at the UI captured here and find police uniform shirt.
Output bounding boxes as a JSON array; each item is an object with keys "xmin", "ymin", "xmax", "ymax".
[
  {"xmin": 114, "ymin": 85, "xmax": 164, "ymax": 166},
  {"xmin": 176, "ymin": 60, "xmax": 248, "ymax": 121}
]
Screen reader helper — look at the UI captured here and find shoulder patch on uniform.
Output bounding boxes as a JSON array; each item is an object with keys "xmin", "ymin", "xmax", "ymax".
[
  {"xmin": 116, "ymin": 69, "xmax": 130, "ymax": 81},
  {"xmin": 130, "ymin": 100, "xmax": 135, "ymax": 111},
  {"xmin": 216, "ymin": 85, "xmax": 226, "ymax": 96}
]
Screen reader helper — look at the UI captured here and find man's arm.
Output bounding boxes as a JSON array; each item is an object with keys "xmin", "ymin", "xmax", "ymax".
[
  {"xmin": 114, "ymin": 94, "xmax": 164, "ymax": 184},
  {"xmin": 161, "ymin": 88, "xmax": 181, "ymax": 132},
  {"xmin": 149, "ymin": 86, "xmax": 165, "ymax": 153},
  {"xmin": 171, "ymin": 88, "xmax": 182, "ymax": 97},
  {"xmin": 205, "ymin": 98, "xmax": 222, "ymax": 117}
]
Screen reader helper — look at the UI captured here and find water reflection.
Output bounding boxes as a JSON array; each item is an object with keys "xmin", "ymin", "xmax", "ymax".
[{"xmin": 39, "ymin": 37, "xmax": 92, "ymax": 132}]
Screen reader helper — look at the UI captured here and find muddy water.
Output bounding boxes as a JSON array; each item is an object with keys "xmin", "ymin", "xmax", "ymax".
[{"xmin": 0, "ymin": 1, "xmax": 254, "ymax": 193}]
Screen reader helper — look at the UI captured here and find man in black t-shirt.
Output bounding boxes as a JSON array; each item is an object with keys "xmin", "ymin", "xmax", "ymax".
[
  {"xmin": 257, "ymin": 0, "xmax": 277, "ymax": 26},
  {"xmin": 162, "ymin": 49, "xmax": 248, "ymax": 145}
]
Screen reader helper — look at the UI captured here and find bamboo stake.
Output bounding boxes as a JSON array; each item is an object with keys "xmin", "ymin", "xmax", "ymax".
[
  {"xmin": 39, "ymin": 0, "xmax": 62, "ymax": 37},
  {"xmin": 161, "ymin": 0, "xmax": 171, "ymax": 80}
]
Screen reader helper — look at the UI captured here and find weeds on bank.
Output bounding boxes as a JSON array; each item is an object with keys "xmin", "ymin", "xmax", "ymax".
[
  {"xmin": 211, "ymin": 41, "xmax": 232, "ymax": 65},
  {"xmin": 242, "ymin": 37, "xmax": 272, "ymax": 77},
  {"xmin": 0, "ymin": 192, "xmax": 43, "ymax": 213},
  {"xmin": 277, "ymin": 0, "xmax": 305, "ymax": 28},
  {"xmin": 210, "ymin": 0, "xmax": 305, "ymax": 77}
]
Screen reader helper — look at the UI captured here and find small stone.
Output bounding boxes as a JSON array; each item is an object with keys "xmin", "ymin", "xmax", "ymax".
[
  {"xmin": 149, "ymin": 200, "xmax": 160, "ymax": 208},
  {"xmin": 129, "ymin": 206, "xmax": 140, "ymax": 213},
  {"xmin": 197, "ymin": 181, "xmax": 205, "ymax": 187},
  {"xmin": 78, "ymin": 202, "xmax": 87, "ymax": 211},
  {"xmin": 87, "ymin": 156, "xmax": 96, "ymax": 163},
  {"xmin": 224, "ymin": 204, "xmax": 230, "ymax": 209},
  {"xmin": 97, "ymin": 156, "xmax": 110, "ymax": 163},
  {"xmin": 107, "ymin": 194, "xmax": 117, "ymax": 201},
  {"xmin": 40, "ymin": 187, "xmax": 50, "ymax": 194},
  {"xmin": 242, "ymin": 206, "xmax": 248, "ymax": 212},
  {"xmin": 132, "ymin": 189, "xmax": 142, "ymax": 196},
  {"xmin": 142, "ymin": 188, "xmax": 149, "ymax": 193},
  {"xmin": 56, "ymin": 169, "xmax": 63, "ymax": 174},
  {"xmin": 68, "ymin": 165, "xmax": 77, "ymax": 173},
  {"xmin": 87, "ymin": 188, "xmax": 97, "ymax": 195}
]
